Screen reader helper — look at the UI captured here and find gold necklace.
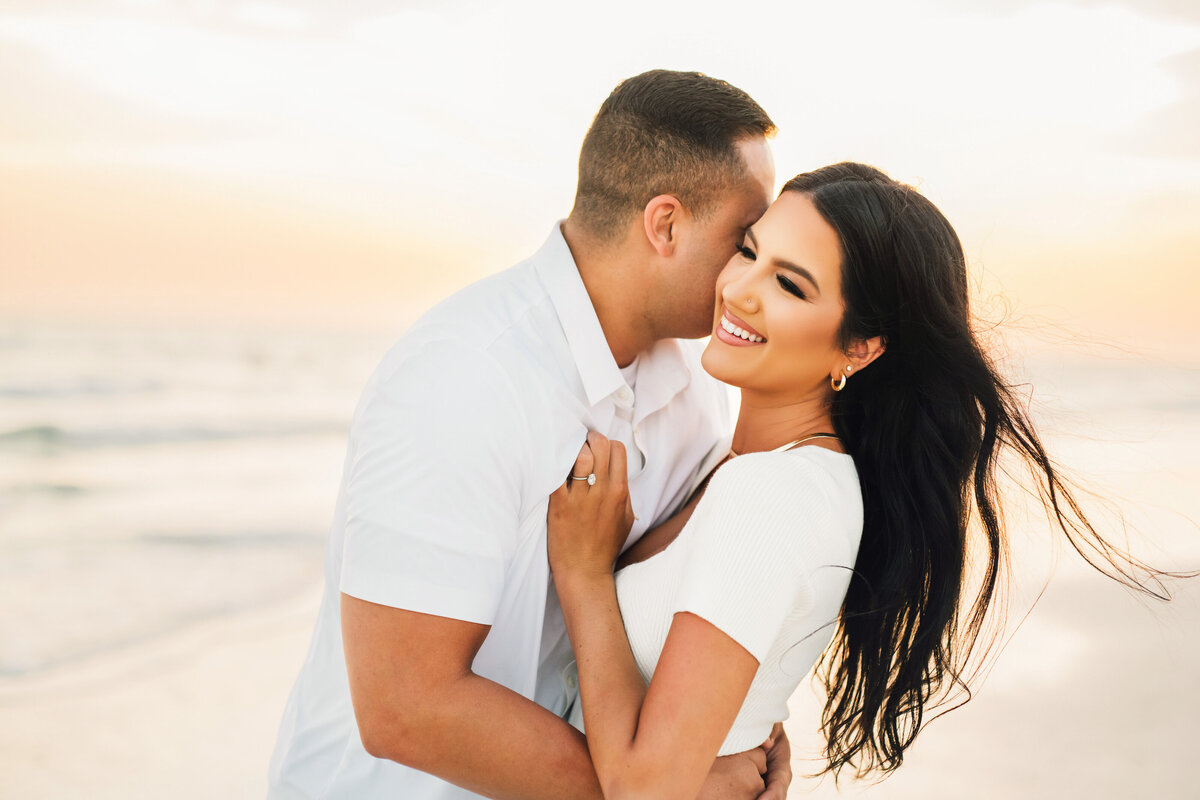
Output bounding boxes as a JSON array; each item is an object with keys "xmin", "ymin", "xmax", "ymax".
[{"xmin": 728, "ymin": 432, "xmax": 839, "ymax": 458}]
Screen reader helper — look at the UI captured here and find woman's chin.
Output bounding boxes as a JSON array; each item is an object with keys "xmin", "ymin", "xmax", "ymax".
[{"xmin": 700, "ymin": 341, "xmax": 745, "ymax": 388}]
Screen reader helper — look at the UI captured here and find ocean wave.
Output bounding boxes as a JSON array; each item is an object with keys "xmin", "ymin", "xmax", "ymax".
[
  {"xmin": 0, "ymin": 482, "xmax": 88, "ymax": 499},
  {"xmin": 0, "ymin": 533, "xmax": 325, "ymax": 678},
  {"xmin": 134, "ymin": 531, "xmax": 326, "ymax": 548},
  {"xmin": 0, "ymin": 422, "xmax": 348, "ymax": 452},
  {"xmin": 0, "ymin": 378, "xmax": 167, "ymax": 399}
]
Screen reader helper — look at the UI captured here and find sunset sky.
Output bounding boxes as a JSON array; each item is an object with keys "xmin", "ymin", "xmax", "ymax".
[{"xmin": 2, "ymin": 0, "xmax": 1198, "ymax": 357}]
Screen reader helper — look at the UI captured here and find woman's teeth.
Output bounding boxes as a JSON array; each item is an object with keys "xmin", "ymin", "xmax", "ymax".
[{"xmin": 720, "ymin": 317, "xmax": 764, "ymax": 343}]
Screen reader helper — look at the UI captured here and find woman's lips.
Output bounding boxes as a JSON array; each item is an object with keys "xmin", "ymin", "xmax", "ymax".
[{"xmin": 715, "ymin": 309, "xmax": 766, "ymax": 347}]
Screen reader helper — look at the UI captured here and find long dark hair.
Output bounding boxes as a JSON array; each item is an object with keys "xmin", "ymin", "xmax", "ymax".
[{"xmin": 785, "ymin": 163, "xmax": 1177, "ymax": 777}]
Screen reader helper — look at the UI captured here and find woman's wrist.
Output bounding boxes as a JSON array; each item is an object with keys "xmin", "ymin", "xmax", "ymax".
[{"xmin": 552, "ymin": 567, "xmax": 614, "ymax": 599}]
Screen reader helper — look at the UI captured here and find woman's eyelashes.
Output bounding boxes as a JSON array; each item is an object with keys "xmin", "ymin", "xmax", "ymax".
[
  {"xmin": 776, "ymin": 274, "xmax": 806, "ymax": 300},
  {"xmin": 737, "ymin": 244, "xmax": 807, "ymax": 300}
]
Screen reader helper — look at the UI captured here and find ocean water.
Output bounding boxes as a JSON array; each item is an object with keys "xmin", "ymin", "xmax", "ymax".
[
  {"xmin": 1, "ymin": 318, "xmax": 1198, "ymax": 682},
  {"xmin": 0, "ymin": 319, "xmax": 399, "ymax": 678}
]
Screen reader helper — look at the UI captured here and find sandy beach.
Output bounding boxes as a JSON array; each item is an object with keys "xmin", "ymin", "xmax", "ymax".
[
  {"xmin": 0, "ymin": 587, "xmax": 322, "ymax": 798},
  {"xmin": 3, "ymin": 557, "xmax": 1197, "ymax": 798}
]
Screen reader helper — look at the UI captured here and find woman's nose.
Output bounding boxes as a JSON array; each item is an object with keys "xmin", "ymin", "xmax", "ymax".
[{"xmin": 721, "ymin": 270, "xmax": 760, "ymax": 313}]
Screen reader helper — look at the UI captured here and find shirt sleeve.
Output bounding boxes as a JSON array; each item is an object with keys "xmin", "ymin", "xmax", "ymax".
[
  {"xmin": 339, "ymin": 339, "xmax": 528, "ymax": 626},
  {"xmin": 673, "ymin": 454, "xmax": 837, "ymax": 663}
]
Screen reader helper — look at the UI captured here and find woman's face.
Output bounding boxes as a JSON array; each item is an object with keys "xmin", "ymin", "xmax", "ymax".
[{"xmin": 701, "ymin": 191, "xmax": 848, "ymax": 397}]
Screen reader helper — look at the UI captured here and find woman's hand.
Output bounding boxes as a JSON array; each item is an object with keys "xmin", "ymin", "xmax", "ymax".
[{"xmin": 547, "ymin": 431, "xmax": 635, "ymax": 579}]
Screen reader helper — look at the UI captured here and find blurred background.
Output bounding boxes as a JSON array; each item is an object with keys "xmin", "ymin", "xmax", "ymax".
[{"xmin": 1, "ymin": 1, "xmax": 1198, "ymax": 797}]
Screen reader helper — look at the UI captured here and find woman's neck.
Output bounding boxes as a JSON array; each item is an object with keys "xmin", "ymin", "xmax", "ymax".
[{"xmin": 731, "ymin": 390, "xmax": 835, "ymax": 455}]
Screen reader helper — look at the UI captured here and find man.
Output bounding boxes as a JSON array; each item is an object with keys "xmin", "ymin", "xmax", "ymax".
[{"xmin": 269, "ymin": 69, "xmax": 787, "ymax": 799}]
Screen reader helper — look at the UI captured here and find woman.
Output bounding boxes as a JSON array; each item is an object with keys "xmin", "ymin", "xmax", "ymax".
[{"xmin": 546, "ymin": 163, "xmax": 1173, "ymax": 799}]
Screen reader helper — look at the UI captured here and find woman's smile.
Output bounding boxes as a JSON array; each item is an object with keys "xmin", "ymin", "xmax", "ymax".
[{"xmin": 715, "ymin": 309, "xmax": 766, "ymax": 346}]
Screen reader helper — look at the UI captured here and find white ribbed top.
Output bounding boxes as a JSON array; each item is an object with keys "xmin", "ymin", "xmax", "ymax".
[{"xmin": 570, "ymin": 446, "xmax": 863, "ymax": 755}]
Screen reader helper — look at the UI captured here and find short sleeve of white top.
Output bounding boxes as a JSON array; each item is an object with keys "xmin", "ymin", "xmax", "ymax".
[
  {"xmin": 606, "ymin": 447, "xmax": 864, "ymax": 756},
  {"xmin": 340, "ymin": 339, "xmax": 528, "ymax": 625}
]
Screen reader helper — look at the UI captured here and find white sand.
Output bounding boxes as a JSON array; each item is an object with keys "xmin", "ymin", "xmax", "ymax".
[
  {"xmin": 786, "ymin": 565, "xmax": 1200, "ymax": 798},
  {"xmin": 0, "ymin": 587, "xmax": 321, "ymax": 799}
]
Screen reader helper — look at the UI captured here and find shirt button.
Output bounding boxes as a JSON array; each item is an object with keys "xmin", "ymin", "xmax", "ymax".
[{"xmin": 617, "ymin": 387, "xmax": 633, "ymax": 404}]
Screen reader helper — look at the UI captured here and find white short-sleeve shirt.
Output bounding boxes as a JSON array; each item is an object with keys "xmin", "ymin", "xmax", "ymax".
[
  {"xmin": 568, "ymin": 447, "xmax": 863, "ymax": 756},
  {"xmin": 268, "ymin": 223, "xmax": 733, "ymax": 799}
]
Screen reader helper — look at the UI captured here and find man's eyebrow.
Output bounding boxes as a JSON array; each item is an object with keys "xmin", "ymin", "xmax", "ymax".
[{"xmin": 745, "ymin": 227, "xmax": 822, "ymax": 295}]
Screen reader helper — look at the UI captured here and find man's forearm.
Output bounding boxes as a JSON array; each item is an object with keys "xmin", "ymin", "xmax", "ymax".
[{"xmin": 359, "ymin": 670, "xmax": 602, "ymax": 800}]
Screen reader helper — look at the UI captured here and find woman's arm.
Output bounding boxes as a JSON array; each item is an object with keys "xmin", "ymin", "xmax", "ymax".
[
  {"xmin": 548, "ymin": 433, "xmax": 765, "ymax": 800},
  {"xmin": 557, "ymin": 577, "xmax": 760, "ymax": 800}
]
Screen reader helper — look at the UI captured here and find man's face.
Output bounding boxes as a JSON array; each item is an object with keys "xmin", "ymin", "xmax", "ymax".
[{"xmin": 671, "ymin": 137, "xmax": 775, "ymax": 338}]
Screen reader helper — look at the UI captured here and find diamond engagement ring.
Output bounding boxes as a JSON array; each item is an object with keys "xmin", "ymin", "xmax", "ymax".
[{"xmin": 570, "ymin": 473, "xmax": 597, "ymax": 486}]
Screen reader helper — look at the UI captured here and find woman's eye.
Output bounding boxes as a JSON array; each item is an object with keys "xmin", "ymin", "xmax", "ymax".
[
  {"xmin": 777, "ymin": 274, "xmax": 806, "ymax": 300},
  {"xmin": 736, "ymin": 245, "xmax": 756, "ymax": 260}
]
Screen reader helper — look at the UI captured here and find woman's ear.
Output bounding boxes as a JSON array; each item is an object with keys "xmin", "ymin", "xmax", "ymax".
[
  {"xmin": 845, "ymin": 336, "xmax": 886, "ymax": 373},
  {"xmin": 642, "ymin": 194, "xmax": 683, "ymax": 257}
]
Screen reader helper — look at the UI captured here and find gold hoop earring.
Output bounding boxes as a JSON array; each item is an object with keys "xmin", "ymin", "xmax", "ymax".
[{"xmin": 832, "ymin": 373, "xmax": 847, "ymax": 392}]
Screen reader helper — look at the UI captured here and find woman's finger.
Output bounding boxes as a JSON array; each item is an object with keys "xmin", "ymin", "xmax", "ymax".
[
  {"xmin": 608, "ymin": 440, "xmax": 628, "ymax": 494},
  {"xmin": 586, "ymin": 431, "xmax": 611, "ymax": 480},
  {"xmin": 570, "ymin": 441, "xmax": 594, "ymax": 486}
]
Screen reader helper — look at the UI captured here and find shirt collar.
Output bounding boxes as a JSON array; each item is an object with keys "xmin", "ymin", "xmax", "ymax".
[
  {"xmin": 630, "ymin": 338, "xmax": 694, "ymax": 425},
  {"xmin": 531, "ymin": 221, "xmax": 628, "ymax": 408},
  {"xmin": 531, "ymin": 221, "xmax": 699, "ymax": 417}
]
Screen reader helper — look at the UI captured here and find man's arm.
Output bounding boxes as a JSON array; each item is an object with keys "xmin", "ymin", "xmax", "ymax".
[
  {"xmin": 343, "ymin": 595, "xmax": 783, "ymax": 800},
  {"xmin": 343, "ymin": 594, "xmax": 602, "ymax": 800},
  {"xmin": 340, "ymin": 344, "xmax": 596, "ymax": 799}
]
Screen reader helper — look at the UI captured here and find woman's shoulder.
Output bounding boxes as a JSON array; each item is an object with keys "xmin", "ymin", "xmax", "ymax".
[
  {"xmin": 698, "ymin": 447, "xmax": 863, "ymax": 552},
  {"xmin": 708, "ymin": 446, "xmax": 859, "ymax": 502}
]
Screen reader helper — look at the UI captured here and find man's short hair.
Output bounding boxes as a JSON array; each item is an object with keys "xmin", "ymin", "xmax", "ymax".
[{"xmin": 570, "ymin": 70, "xmax": 776, "ymax": 241}]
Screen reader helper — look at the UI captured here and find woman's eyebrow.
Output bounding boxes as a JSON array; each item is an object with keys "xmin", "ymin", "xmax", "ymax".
[
  {"xmin": 775, "ymin": 259, "xmax": 820, "ymax": 294},
  {"xmin": 746, "ymin": 227, "xmax": 822, "ymax": 294}
]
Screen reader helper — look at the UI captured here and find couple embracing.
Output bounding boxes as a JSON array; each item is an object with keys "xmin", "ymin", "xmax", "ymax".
[{"xmin": 268, "ymin": 69, "xmax": 1157, "ymax": 799}]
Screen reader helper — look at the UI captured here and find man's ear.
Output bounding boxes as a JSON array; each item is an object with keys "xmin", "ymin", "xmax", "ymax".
[{"xmin": 642, "ymin": 194, "xmax": 683, "ymax": 258}]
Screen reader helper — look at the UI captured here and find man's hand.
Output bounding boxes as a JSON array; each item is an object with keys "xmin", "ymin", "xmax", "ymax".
[
  {"xmin": 697, "ymin": 748, "xmax": 768, "ymax": 800},
  {"xmin": 758, "ymin": 722, "xmax": 793, "ymax": 800},
  {"xmin": 696, "ymin": 722, "xmax": 792, "ymax": 800}
]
